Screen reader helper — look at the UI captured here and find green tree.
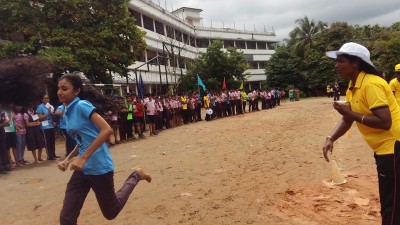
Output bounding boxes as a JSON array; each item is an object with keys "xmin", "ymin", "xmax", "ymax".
[
  {"xmin": 302, "ymin": 22, "xmax": 354, "ymax": 94},
  {"xmin": 373, "ymin": 30, "xmax": 400, "ymax": 80},
  {"xmin": 0, "ymin": 0, "xmax": 146, "ymax": 84},
  {"xmin": 264, "ymin": 46, "xmax": 304, "ymax": 89},
  {"xmin": 287, "ymin": 16, "xmax": 327, "ymax": 58},
  {"xmin": 180, "ymin": 40, "xmax": 248, "ymax": 92}
]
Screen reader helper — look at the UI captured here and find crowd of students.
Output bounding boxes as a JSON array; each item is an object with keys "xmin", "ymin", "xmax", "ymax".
[{"xmin": 0, "ymin": 86, "xmax": 295, "ymax": 174}]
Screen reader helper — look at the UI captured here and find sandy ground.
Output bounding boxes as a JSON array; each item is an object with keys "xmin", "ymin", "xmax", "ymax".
[{"xmin": 0, "ymin": 97, "xmax": 381, "ymax": 225}]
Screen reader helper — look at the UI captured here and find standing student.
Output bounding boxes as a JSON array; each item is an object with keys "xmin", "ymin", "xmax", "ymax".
[
  {"xmin": 333, "ymin": 82, "xmax": 340, "ymax": 101},
  {"xmin": 180, "ymin": 93, "xmax": 189, "ymax": 124},
  {"xmin": 3, "ymin": 105, "xmax": 19, "ymax": 167},
  {"xmin": 37, "ymin": 95, "xmax": 58, "ymax": 160},
  {"xmin": 322, "ymin": 42, "xmax": 400, "ymax": 225},
  {"xmin": 117, "ymin": 97, "xmax": 128, "ymax": 142},
  {"xmin": 203, "ymin": 92, "xmax": 211, "ymax": 121},
  {"xmin": 56, "ymin": 74, "xmax": 152, "ymax": 225},
  {"xmin": 0, "ymin": 107, "xmax": 10, "ymax": 174},
  {"xmin": 389, "ymin": 64, "xmax": 400, "ymax": 106},
  {"xmin": 241, "ymin": 90, "xmax": 247, "ymax": 113},
  {"xmin": 144, "ymin": 94, "xmax": 157, "ymax": 136},
  {"xmin": 125, "ymin": 96, "xmax": 135, "ymax": 140},
  {"xmin": 24, "ymin": 105, "xmax": 46, "ymax": 163},
  {"xmin": 108, "ymin": 101, "xmax": 120, "ymax": 145},
  {"xmin": 12, "ymin": 105, "xmax": 27, "ymax": 165},
  {"xmin": 134, "ymin": 96, "xmax": 145, "ymax": 139}
]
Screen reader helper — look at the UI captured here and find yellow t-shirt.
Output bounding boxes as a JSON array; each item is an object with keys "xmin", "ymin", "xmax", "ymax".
[
  {"xmin": 326, "ymin": 86, "xmax": 331, "ymax": 93},
  {"xmin": 389, "ymin": 78, "xmax": 400, "ymax": 106},
  {"xmin": 203, "ymin": 96, "xmax": 210, "ymax": 108},
  {"xmin": 180, "ymin": 96, "xmax": 188, "ymax": 110},
  {"xmin": 346, "ymin": 72, "xmax": 400, "ymax": 155}
]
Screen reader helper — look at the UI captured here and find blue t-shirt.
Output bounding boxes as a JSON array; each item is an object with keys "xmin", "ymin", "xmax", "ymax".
[
  {"xmin": 57, "ymin": 105, "xmax": 66, "ymax": 129},
  {"xmin": 36, "ymin": 103, "xmax": 54, "ymax": 130},
  {"xmin": 65, "ymin": 97, "xmax": 114, "ymax": 175}
]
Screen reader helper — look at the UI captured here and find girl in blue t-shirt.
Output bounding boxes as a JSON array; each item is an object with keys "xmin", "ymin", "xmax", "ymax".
[{"xmin": 57, "ymin": 74, "xmax": 152, "ymax": 225}]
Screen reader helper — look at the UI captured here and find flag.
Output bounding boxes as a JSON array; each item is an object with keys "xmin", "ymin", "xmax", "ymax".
[
  {"xmin": 222, "ymin": 77, "xmax": 226, "ymax": 89},
  {"xmin": 197, "ymin": 75, "xmax": 206, "ymax": 91},
  {"xmin": 139, "ymin": 73, "xmax": 145, "ymax": 98},
  {"xmin": 239, "ymin": 81, "xmax": 244, "ymax": 90}
]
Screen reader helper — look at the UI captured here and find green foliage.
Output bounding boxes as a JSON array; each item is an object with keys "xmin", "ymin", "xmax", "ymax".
[
  {"xmin": 180, "ymin": 40, "xmax": 248, "ymax": 92},
  {"xmin": 0, "ymin": 0, "xmax": 146, "ymax": 84},
  {"xmin": 372, "ymin": 31, "xmax": 400, "ymax": 80},
  {"xmin": 279, "ymin": 20, "xmax": 400, "ymax": 96},
  {"xmin": 301, "ymin": 22, "xmax": 354, "ymax": 94},
  {"xmin": 264, "ymin": 46, "xmax": 304, "ymax": 89},
  {"xmin": 287, "ymin": 16, "xmax": 327, "ymax": 58}
]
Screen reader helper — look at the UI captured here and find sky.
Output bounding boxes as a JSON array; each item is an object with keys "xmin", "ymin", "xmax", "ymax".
[{"xmin": 153, "ymin": 0, "xmax": 400, "ymax": 41}]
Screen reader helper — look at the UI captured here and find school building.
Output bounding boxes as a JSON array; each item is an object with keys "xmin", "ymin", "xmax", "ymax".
[{"xmin": 116, "ymin": 0, "xmax": 278, "ymax": 94}]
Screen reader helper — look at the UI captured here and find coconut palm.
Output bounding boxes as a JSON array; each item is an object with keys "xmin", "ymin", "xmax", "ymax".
[{"xmin": 288, "ymin": 16, "xmax": 327, "ymax": 58}]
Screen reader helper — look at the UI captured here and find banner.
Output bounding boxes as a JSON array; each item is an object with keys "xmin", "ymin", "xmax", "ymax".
[
  {"xmin": 197, "ymin": 75, "xmax": 206, "ymax": 91},
  {"xmin": 222, "ymin": 77, "xmax": 226, "ymax": 89}
]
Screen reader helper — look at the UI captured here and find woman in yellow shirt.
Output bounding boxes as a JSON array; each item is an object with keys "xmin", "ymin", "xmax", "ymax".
[
  {"xmin": 322, "ymin": 42, "xmax": 400, "ymax": 225},
  {"xmin": 389, "ymin": 64, "xmax": 400, "ymax": 106},
  {"xmin": 326, "ymin": 85, "xmax": 331, "ymax": 98}
]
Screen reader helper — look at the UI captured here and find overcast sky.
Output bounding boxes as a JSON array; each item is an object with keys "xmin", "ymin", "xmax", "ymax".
[{"xmin": 153, "ymin": 0, "xmax": 400, "ymax": 41}]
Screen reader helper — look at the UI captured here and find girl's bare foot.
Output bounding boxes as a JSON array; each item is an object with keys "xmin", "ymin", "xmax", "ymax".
[{"xmin": 135, "ymin": 168, "xmax": 152, "ymax": 183}]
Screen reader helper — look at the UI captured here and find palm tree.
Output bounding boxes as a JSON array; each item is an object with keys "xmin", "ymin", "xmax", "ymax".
[{"xmin": 288, "ymin": 16, "xmax": 327, "ymax": 58}]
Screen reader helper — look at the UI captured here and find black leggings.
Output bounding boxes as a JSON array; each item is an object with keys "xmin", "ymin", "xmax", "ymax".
[{"xmin": 374, "ymin": 141, "xmax": 400, "ymax": 225}]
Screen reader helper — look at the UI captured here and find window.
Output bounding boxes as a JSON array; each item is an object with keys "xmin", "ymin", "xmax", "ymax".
[
  {"xmin": 154, "ymin": 20, "xmax": 164, "ymax": 35},
  {"xmin": 249, "ymin": 61, "xmax": 259, "ymax": 69},
  {"xmin": 247, "ymin": 41, "xmax": 257, "ymax": 49},
  {"xmin": 146, "ymin": 50, "xmax": 158, "ymax": 65},
  {"xmin": 223, "ymin": 40, "xmax": 234, "ymax": 48},
  {"xmin": 135, "ymin": 54, "xmax": 145, "ymax": 62},
  {"xmin": 189, "ymin": 36, "xmax": 196, "ymax": 47},
  {"xmin": 142, "ymin": 15, "xmax": 154, "ymax": 31},
  {"xmin": 175, "ymin": 30, "xmax": 182, "ymax": 42},
  {"xmin": 166, "ymin": 26, "xmax": 174, "ymax": 39},
  {"xmin": 257, "ymin": 42, "xmax": 267, "ymax": 50},
  {"xmin": 196, "ymin": 38, "xmax": 209, "ymax": 48},
  {"xmin": 170, "ymin": 54, "xmax": 178, "ymax": 67},
  {"xmin": 159, "ymin": 52, "xmax": 167, "ymax": 65},
  {"xmin": 236, "ymin": 40, "xmax": 246, "ymax": 49},
  {"xmin": 129, "ymin": 9, "xmax": 142, "ymax": 27},
  {"xmin": 183, "ymin": 33, "xmax": 189, "ymax": 45}
]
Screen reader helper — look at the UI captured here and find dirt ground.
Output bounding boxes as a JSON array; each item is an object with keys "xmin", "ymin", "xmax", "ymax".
[{"xmin": 0, "ymin": 97, "xmax": 381, "ymax": 225}]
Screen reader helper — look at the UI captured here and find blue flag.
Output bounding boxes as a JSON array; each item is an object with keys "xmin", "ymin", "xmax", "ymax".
[
  {"xmin": 197, "ymin": 75, "xmax": 206, "ymax": 91},
  {"xmin": 139, "ymin": 73, "xmax": 145, "ymax": 98}
]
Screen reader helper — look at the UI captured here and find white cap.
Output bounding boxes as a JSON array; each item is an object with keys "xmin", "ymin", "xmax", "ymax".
[{"xmin": 326, "ymin": 42, "xmax": 375, "ymax": 68}]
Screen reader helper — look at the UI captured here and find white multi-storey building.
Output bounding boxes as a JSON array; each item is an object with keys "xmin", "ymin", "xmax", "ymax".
[{"xmin": 118, "ymin": 0, "xmax": 277, "ymax": 94}]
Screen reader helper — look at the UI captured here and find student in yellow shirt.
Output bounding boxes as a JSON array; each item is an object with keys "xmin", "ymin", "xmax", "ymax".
[
  {"xmin": 389, "ymin": 64, "xmax": 400, "ymax": 106},
  {"xmin": 203, "ymin": 91, "xmax": 211, "ymax": 121},
  {"xmin": 180, "ymin": 93, "xmax": 189, "ymax": 124},
  {"xmin": 322, "ymin": 42, "xmax": 400, "ymax": 225},
  {"xmin": 326, "ymin": 85, "xmax": 332, "ymax": 98}
]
